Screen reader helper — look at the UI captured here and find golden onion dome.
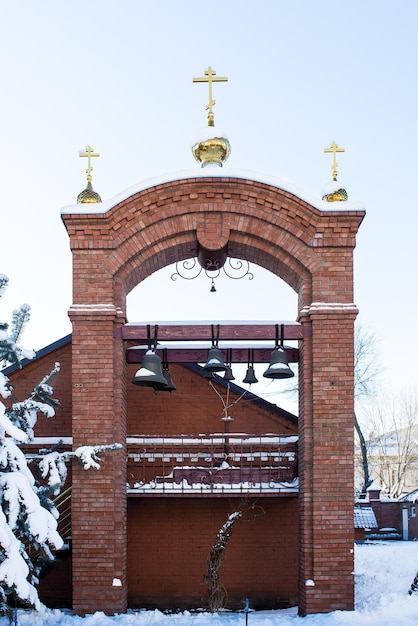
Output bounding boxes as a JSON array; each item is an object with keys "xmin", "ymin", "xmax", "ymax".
[
  {"xmin": 77, "ymin": 179, "xmax": 102, "ymax": 204},
  {"xmin": 191, "ymin": 125, "xmax": 231, "ymax": 167},
  {"xmin": 321, "ymin": 179, "xmax": 348, "ymax": 202}
]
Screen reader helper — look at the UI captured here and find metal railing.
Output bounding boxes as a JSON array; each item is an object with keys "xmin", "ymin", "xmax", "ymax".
[
  {"xmin": 127, "ymin": 434, "xmax": 298, "ymax": 496},
  {"xmin": 54, "ymin": 486, "xmax": 72, "ymax": 542}
]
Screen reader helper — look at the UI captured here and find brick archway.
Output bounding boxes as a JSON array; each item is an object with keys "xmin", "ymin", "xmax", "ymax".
[{"xmin": 62, "ymin": 172, "xmax": 364, "ymax": 616}]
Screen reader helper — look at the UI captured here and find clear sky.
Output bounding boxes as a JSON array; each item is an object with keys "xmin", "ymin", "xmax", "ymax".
[{"xmin": 1, "ymin": 1, "xmax": 417, "ymax": 402}]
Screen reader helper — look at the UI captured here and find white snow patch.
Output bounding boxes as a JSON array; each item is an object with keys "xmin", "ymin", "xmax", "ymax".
[
  {"xmin": 8, "ymin": 543, "xmax": 418, "ymax": 625},
  {"xmin": 61, "ymin": 168, "xmax": 365, "ymax": 216}
]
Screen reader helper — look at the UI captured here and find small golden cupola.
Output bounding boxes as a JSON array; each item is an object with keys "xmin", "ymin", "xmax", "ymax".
[
  {"xmin": 191, "ymin": 66, "xmax": 231, "ymax": 167},
  {"xmin": 77, "ymin": 145, "xmax": 102, "ymax": 204},
  {"xmin": 321, "ymin": 141, "xmax": 348, "ymax": 202}
]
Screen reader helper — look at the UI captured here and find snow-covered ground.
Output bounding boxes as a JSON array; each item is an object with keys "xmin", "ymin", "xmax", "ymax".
[{"xmin": 5, "ymin": 542, "xmax": 418, "ymax": 626}]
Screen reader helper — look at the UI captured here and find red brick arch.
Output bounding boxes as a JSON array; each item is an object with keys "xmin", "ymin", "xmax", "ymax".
[
  {"xmin": 65, "ymin": 176, "xmax": 362, "ymax": 309},
  {"xmin": 62, "ymin": 173, "xmax": 365, "ymax": 617}
]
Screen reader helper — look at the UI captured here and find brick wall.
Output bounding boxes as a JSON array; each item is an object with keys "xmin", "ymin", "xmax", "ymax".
[
  {"xmin": 127, "ymin": 497, "xmax": 299, "ymax": 611},
  {"xmin": 5, "ymin": 340, "xmax": 72, "ymax": 438},
  {"xmin": 127, "ymin": 363, "xmax": 297, "ymax": 436}
]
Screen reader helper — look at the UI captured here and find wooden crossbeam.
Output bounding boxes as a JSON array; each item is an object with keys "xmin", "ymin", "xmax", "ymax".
[
  {"xmin": 118, "ymin": 322, "xmax": 305, "ymax": 342},
  {"xmin": 126, "ymin": 346, "xmax": 299, "ymax": 364}
]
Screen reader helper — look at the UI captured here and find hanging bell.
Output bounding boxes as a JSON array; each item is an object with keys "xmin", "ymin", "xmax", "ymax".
[
  {"xmin": 223, "ymin": 348, "xmax": 235, "ymax": 381},
  {"xmin": 158, "ymin": 349, "xmax": 176, "ymax": 392},
  {"xmin": 132, "ymin": 350, "xmax": 168, "ymax": 389},
  {"xmin": 263, "ymin": 346, "xmax": 294, "ymax": 379},
  {"xmin": 161, "ymin": 368, "xmax": 177, "ymax": 392},
  {"xmin": 243, "ymin": 365, "xmax": 258, "ymax": 385},
  {"xmin": 203, "ymin": 347, "xmax": 228, "ymax": 373}
]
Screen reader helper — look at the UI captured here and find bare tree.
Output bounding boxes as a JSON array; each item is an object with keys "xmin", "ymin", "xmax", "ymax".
[
  {"xmin": 354, "ymin": 324, "xmax": 383, "ymax": 496},
  {"xmin": 365, "ymin": 389, "xmax": 418, "ymax": 498}
]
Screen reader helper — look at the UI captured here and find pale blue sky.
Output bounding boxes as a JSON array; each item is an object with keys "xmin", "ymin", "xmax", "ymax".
[{"xmin": 1, "ymin": 1, "xmax": 417, "ymax": 398}]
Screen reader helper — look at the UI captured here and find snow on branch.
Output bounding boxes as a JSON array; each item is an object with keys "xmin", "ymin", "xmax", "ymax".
[
  {"xmin": 0, "ymin": 275, "xmax": 8, "ymax": 298},
  {"xmin": 1, "ymin": 363, "xmax": 61, "ymax": 443},
  {"xmin": 10, "ymin": 304, "xmax": 31, "ymax": 344},
  {"xmin": 0, "ymin": 275, "xmax": 35, "ymax": 368},
  {"xmin": 74, "ymin": 443, "xmax": 123, "ymax": 470}
]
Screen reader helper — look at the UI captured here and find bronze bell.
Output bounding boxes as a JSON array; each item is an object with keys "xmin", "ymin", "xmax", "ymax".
[
  {"xmin": 132, "ymin": 351, "xmax": 168, "ymax": 390},
  {"xmin": 161, "ymin": 368, "xmax": 177, "ymax": 392},
  {"xmin": 158, "ymin": 349, "xmax": 176, "ymax": 392},
  {"xmin": 223, "ymin": 365, "xmax": 235, "ymax": 381},
  {"xmin": 243, "ymin": 365, "xmax": 258, "ymax": 385},
  {"xmin": 203, "ymin": 347, "xmax": 228, "ymax": 373},
  {"xmin": 263, "ymin": 346, "xmax": 294, "ymax": 379},
  {"xmin": 223, "ymin": 348, "xmax": 235, "ymax": 381},
  {"xmin": 243, "ymin": 348, "xmax": 258, "ymax": 384}
]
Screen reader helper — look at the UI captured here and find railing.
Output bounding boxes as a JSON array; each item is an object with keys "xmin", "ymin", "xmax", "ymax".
[
  {"xmin": 127, "ymin": 434, "xmax": 298, "ymax": 496},
  {"xmin": 54, "ymin": 486, "xmax": 72, "ymax": 542}
]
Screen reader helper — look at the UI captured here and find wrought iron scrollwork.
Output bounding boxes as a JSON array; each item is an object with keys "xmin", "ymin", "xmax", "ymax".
[{"xmin": 171, "ymin": 257, "xmax": 253, "ymax": 291}]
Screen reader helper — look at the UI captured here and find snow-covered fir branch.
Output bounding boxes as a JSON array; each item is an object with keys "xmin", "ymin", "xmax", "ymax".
[{"xmin": 74, "ymin": 443, "xmax": 123, "ymax": 470}]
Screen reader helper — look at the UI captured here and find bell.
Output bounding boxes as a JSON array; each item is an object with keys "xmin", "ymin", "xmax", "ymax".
[
  {"xmin": 203, "ymin": 347, "xmax": 228, "ymax": 373},
  {"xmin": 243, "ymin": 365, "xmax": 258, "ymax": 385},
  {"xmin": 161, "ymin": 368, "xmax": 177, "ymax": 392},
  {"xmin": 223, "ymin": 365, "xmax": 235, "ymax": 381},
  {"xmin": 157, "ymin": 349, "xmax": 177, "ymax": 392},
  {"xmin": 132, "ymin": 350, "xmax": 168, "ymax": 389},
  {"xmin": 263, "ymin": 346, "xmax": 294, "ymax": 379}
]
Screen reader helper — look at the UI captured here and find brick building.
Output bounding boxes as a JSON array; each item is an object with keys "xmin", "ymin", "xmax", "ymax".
[
  {"xmin": 356, "ymin": 484, "xmax": 418, "ymax": 541},
  {"xmin": 3, "ymin": 123, "xmax": 364, "ymax": 615}
]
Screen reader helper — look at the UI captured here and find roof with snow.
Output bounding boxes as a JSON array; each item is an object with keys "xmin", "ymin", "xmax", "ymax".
[
  {"xmin": 399, "ymin": 488, "xmax": 418, "ymax": 503},
  {"xmin": 354, "ymin": 507, "xmax": 378, "ymax": 529},
  {"xmin": 1, "ymin": 334, "xmax": 72, "ymax": 376}
]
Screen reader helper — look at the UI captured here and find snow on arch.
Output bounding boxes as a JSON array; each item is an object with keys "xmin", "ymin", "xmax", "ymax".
[{"xmin": 61, "ymin": 167, "xmax": 365, "ymax": 215}]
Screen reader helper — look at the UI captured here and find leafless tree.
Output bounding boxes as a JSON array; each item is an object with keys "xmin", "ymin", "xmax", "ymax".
[
  {"xmin": 354, "ymin": 324, "xmax": 383, "ymax": 496},
  {"xmin": 365, "ymin": 389, "xmax": 418, "ymax": 498}
]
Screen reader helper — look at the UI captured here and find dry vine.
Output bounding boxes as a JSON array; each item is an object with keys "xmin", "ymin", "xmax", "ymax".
[{"xmin": 205, "ymin": 499, "xmax": 265, "ymax": 612}]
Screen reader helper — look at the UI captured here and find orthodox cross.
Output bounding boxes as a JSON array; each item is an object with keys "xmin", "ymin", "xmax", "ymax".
[
  {"xmin": 324, "ymin": 141, "xmax": 345, "ymax": 181},
  {"xmin": 193, "ymin": 66, "xmax": 228, "ymax": 126},
  {"xmin": 79, "ymin": 145, "xmax": 100, "ymax": 181}
]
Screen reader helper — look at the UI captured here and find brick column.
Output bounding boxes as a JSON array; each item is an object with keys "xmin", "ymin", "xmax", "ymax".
[
  {"xmin": 69, "ymin": 304, "xmax": 127, "ymax": 616},
  {"xmin": 298, "ymin": 303, "xmax": 357, "ymax": 615}
]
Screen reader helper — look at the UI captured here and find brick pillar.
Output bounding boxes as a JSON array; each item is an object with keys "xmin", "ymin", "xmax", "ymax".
[
  {"xmin": 69, "ymin": 304, "xmax": 127, "ymax": 616},
  {"xmin": 298, "ymin": 304, "xmax": 357, "ymax": 615}
]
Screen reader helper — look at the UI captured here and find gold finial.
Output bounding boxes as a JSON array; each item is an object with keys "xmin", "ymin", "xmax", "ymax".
[
  {"xmin": 193, "ymin": 66, "xmax": 228, "ymax": 127},
  {"xmin": 324, "ymin": 141, "xmax": 345, "ymax": 181},
  {"xmin": 77, "ymin": 145, "xmax": 102, "ymax": 204}
]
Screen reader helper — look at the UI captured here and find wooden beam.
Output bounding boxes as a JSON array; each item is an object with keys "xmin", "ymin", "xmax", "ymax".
[
  {"xmin": 117, "ymin": 322, "xmax": 305, "ymax": 342},
  {"xmin": 126, "ymin": 346, "xmax": 299, "ymax": 364}
]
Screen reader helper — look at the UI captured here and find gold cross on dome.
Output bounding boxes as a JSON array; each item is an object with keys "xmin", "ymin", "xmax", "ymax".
[
  {"xmin": 324, "ymin": 141, "xmax": 345, "ymax": 181},
  {"xmin": 79, "ymin": 145, "xmax": 100, "ymax": 181},
  {"xmin": 193, "ymin": 66, "xmax": 228, "ymax": 126}
]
